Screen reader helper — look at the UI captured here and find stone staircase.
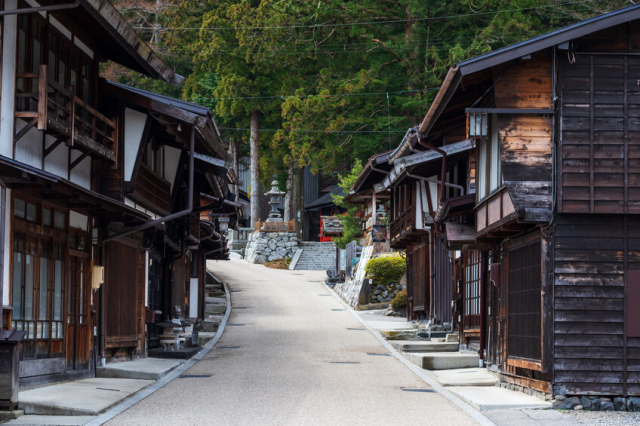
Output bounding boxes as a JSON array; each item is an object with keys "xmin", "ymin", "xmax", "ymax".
[
  {"xmin": 197, "ymin": 272, "xmax": 227, "ymax": 334},
  {"xmin": 292, "ymin": 242, "xmax": 336, "ymax": 271},
  {"xmin": 391, "ymin": 334, "xmax": 481, "ymax": 370}
]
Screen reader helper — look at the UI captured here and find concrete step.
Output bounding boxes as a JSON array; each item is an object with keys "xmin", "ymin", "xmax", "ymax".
[
  {"xmin": 391, "ymin": 341, "xmax": 459, "ymax": 353},
  {"xmin": 404, "ymin": 351, "xmax": 480, "ymax": 370},
  {"xmin": 447, "ymin": 386, "xmax": 552, "ymax": 411},
  {"xmin": 197, "ymin": 320, "xmax": 220, "ymax": 333},
  {"xmin": 205, "ymin": 304, "xmax": 226, "ymax": 315},
  {"xmin": 205, "ymin": 297, "xmax": 226, "ymax": 305},
  {"xmin": 197, "ymin": 332, "xmax": 216, "ymax": 346},
  {"xmin": 19, "ymin": 378, "xmax": 154, "ymax": 416},
  {"xmin": 432, "ymin": 368, "xmax": 499, "ymax": 387},
  {"xmin": 96, "ymin": 358, "xmax": 182, "ymax": 381}
]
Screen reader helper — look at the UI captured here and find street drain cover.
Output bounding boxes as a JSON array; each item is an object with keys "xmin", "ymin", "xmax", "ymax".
[
  {"xmin": 233, "ymin": 307, "xmax": 249, "ymax": 309},
  {"xmin": 401, "ymin": 388, "xmax": 434, "ymax": 393},
  {"xmin": 347, "ymin": 328, "xmax": 366, "ymax": 331},
  {"xmin": 217, "ymin": 346, "xmax": 240, "ymax": 349},
  {"xmin": 227, "ymin": 324, "xmax": 245, "ymax": 326},
  {"xmin": 179, "ymin": 375, "xmax": 212, "ymax": 379},
  {"xmin": 331, "ymin": 309, "xmax": 344, "ymax": 311},
  {"xmin": 318, "ymin": 294, "xmax": 331, "ymax": 297},
  {"xmin": 96, "ymin": 388, "xmax": 120, "ymax": 392},
  {"xmin": 367, "ymin": 353, "xmax": 391, "ymax": 357},
  {"xmin": 230, "ymin": 290, "xmax": 242, "ymax": 293},
  {"xmin": 292, "ymin": 273, "xmax": 303, "ymax": 275},
  {"xmin": 329, "ymin": 361, "xmax": 360, "ymax": 364}
]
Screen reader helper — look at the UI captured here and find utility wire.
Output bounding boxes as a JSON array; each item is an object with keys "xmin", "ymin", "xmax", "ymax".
[
  {"xmin": 218, "ymin": 127, "xmax": 409, "ymax": 134},
  {"xmin": 134, "ymin": 1, "xmax": 592, "ymax": 31},
  {"xmin": 186, "ymin": 87, "xmax": 438, "ymax": 101}
]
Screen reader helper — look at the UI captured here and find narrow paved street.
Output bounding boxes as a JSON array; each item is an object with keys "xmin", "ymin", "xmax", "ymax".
[{"xmin": 107, "ymin": 260, "xmax": 478, "ymax": 425}]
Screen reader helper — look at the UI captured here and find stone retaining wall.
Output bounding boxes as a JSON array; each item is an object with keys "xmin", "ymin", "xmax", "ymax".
[{"xmin": 245, "ymin": 232, "xmax": 298, "ymax": 264}]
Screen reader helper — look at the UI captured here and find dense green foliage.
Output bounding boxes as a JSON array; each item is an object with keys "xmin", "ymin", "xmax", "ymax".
[
  {"xmin": 112, "ymin": 0, "xmax": 631, "ymax": 182},
  {"xmin": 391, "ymin": 290, "xmax": 408, "ymax": 311},
  {"xmin": 365, "ymin": 255, "xmax": 407, "ymax": 285},
  {"xmin": 332, "ymin": 160, "xmax": 364, "ymax": 249}
]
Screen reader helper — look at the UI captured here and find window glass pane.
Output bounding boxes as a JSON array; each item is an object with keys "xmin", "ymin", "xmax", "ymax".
[
  {"xmin": 53, "ymin": 259, "xmax": 63, "ymax": 321},
  {"xmin": 39, "ymin": 257, "xmax": 48, "ymax": 320},
  {"xmin": 14, "ymin": 199, "xmax": 25, "ymax": 219},
  {"xmin": 12, "ymin": 253, "xmax": 22, "ymax": 320},
  {"xmin": 26, "ymin": 203, "xmax": 37, "ymax": 222},
  {"xmin": 54, "ymin": 212, "xmax": 65, "ymax": 230},
  {"xmin": 43, "ymin": 208, "xmax": 51, "ymax": 227},
  {"xmin": 24, "ymin": 255, "xmax": 34, "ymax": 320}
]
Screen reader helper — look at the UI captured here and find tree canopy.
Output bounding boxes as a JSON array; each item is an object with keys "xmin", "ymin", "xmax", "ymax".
[{"xmin": 111, "ymin": 0, "xmax": 631, "ymax": 182}]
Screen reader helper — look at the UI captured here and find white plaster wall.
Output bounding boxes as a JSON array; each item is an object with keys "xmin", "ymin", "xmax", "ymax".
[
  {"xmin": 144, "ymin": 251, "xmax": 149, "ymax": 308},
  {"xmin": 2, "ymin": 188, "xmax": 10, "ymax": 306},
  {"xmin": 14, "ymin": 120, "xmax": 43, "ymax": 169},
  {"xmin": 164, "ymin": 146, "xmax": 181, "ymax": 191},
  {"xmin": 69, "ymin": 151, "xmax": 91, "ymax": 189},
  {"xmin": 415, "ymin": 178, "xmax": 438, "ymax": 230},
  {"xmin": 43, "ymin": 135, "xmax": 68, "ymax": 177},
  {"xmin": 69, "ymin": 211, "xmax": 88, "ymax": 230},
  {"xmin": 189, "ymin": 278, "xmax": 198, "ymax": 318},
  {"xmin": 124, "ymin": 108, "xmax": 147, "ymax": 182},
  {"xmin": 0, "ymin": 0, "xmax": 17, "ymax": 158}
]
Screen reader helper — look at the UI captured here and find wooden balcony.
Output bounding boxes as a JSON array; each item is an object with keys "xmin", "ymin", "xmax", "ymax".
[
  {"xmin": 475, "ymin": 187, "xmax": 518, "ymax": 239},
  {"xmin": 15, "ymin": 65, "xmax": 116, "ymax": 162},
  {"xmin": 131, "ymin": 163, "xmax": 171, "ymax": 214},
  {"xmin": 390, "ymin": 206, "xmax": 419, "ymax": 248}
]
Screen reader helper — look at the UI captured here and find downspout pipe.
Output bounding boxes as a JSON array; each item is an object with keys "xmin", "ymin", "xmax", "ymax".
[
  {"xmin": 0, "ymin": 1, "xmax": 80, "ymax": 16},
  {"xmin": 416, "ymin": 139, "xmax": 447, "ymax": 205},
  {"xmin": 0, "ymin": 179, "xmax": 5, "ymax": 330},
  {"xmin": 103, "ymin": 126, "xmax": 196, "ymax": 244}
]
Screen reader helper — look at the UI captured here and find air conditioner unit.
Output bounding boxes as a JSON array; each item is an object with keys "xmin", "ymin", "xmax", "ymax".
[{"xmin": 92, "ymin": 265, "xmax": 105, "ymax": 290}]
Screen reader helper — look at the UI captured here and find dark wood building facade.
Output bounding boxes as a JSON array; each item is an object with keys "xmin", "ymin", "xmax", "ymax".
[
  {"xmin": 0, "ymin": 0, "xmax": 236, "ymax": 387},
  {"xmin": 362, "ymin": 5, "xmax": 640, "ymax": 398}
]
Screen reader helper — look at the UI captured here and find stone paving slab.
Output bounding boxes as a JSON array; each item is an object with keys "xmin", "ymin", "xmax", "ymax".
[
  {"xmin": 448, "ymin": 386, "xmax": 553, "ymax": 411},
  {"xmin": 485, "ymin": 409, "xmax": 582, "ymax": 426},
  {"xmin": 432, "ymin": 368, "xmax": 499, "ymax": 387},
  {"xmin": 97, "ymin": 358, "xmax": 183, "ymax": 380},
  {"xmin": 19, "ymin": 378, "xmax": 154, "ymax": 416},
  {"xmin": 5, "ymin": 415, "xmax": 96, "ymax": 425}
]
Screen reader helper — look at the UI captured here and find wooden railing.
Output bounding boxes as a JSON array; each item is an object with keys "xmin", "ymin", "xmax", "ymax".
[
  {"xmin": 133, "ymin": 163, "xmax": 171, "ymax": 213},
  {"xmin": 475, "ymin": 187, "xmax": 516, "ymax": 234},
  {"xmin": 254, "ymin": 220, "xmax": 295, "ymax": 233},
  {"xmin": 390, "ymin": 206, "xmax": 415, "ymax": 244},
  {"xmin": 15, "ymin": 65, "xmax": 116, "ymax": 162}
]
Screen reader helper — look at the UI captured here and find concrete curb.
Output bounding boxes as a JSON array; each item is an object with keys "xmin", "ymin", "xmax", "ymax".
[
  {"xmin": 322, "ymin": 281, "xmax": 496, "ymax": 426},
  {"xmin": 84, "ymin": 275, "xmax": 233, "ymax": 426}
]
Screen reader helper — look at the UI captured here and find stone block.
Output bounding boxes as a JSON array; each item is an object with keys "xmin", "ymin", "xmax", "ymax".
[
  {"xmin": 557, "ymin": 397, "xmax": 580, "ymax": 410},
  {"xmin": 614, "ymin": 397, "xmax": 626, "ymax": 411}
]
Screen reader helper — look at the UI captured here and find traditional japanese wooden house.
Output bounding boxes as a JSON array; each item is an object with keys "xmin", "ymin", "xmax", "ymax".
[
  {"xmin": 387, "ymin": 4, "xmax": 640, "ymax": 398},
  {"xmin": 0, "ymin": 0, "xmax": 235, "ymax": 387}
]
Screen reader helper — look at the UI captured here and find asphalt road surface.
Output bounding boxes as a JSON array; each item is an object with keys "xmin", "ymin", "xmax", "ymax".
[{"xmin": 107, "ymin": 259, "xmax": 479, "ymax": 426}]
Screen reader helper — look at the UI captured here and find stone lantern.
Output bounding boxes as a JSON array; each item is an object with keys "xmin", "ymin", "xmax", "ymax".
[{"xmin": 265, "ymin": 179, "xmax": 286, "ymax": 222}]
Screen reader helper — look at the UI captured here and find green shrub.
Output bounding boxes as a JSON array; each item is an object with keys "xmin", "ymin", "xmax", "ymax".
[
  {"xmin": 391, "ymin": 290, "xmax": 407, "ymax": 310},
  {"xmin": 365, "ymin": 254, "xmax": 406, "ymax": 285}
]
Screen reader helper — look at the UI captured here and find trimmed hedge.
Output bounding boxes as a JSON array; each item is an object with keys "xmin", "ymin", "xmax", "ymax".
[
  {"xmin": 365, "ymin": 254, "xmax": 406, "ymax": 285},
  {"xmin": 391, "ymin": 290, "xmax": 407, "ymax": 310}
]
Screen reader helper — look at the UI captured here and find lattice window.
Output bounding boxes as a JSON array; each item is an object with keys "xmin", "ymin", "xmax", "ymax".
[
  {"xmin": 508, "ymin": 240, "xmax": 542, "ymax": 361},
  {"xmin": 463, "ymin": 251, "xmax": 482, "ymax": 330}
]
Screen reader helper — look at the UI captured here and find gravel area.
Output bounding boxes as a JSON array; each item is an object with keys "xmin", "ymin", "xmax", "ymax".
[{"xmin": 564, "ymin": 410, "xmax": 640, "ymax": 425}]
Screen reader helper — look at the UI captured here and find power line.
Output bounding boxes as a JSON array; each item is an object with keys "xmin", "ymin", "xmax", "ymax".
[
  {"xmin": 186, "ymin": 87, "xmax": 438, "ymax": 101},
  {"xmin": 218, "ymin": 127, "xmax": 409, "ymax": 134},
  {"xmin": 134, "ymin": 1, "xmax": 592, "ymax": 31}
]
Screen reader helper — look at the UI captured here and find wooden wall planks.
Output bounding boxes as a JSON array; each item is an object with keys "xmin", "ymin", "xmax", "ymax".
[
  {"xmin": 493, "ymin": 52, "xmax": 553, "ymax": 222},
  {"xmin": 553, "ymin": 214, "xmax": 640, "ymax": 396}
]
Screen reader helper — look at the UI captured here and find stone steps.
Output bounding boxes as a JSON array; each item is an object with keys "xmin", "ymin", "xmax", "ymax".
[
  {"xmin": 404, "ymin": 351, "xmax": 480, "ymax": 370},
  {"xmin": 293, "ymin": 242, "xmax": 336, "ymax": 271},
  {"xmin": 391, "ymin": 341, "xmax": 459, "ymax": 353}
]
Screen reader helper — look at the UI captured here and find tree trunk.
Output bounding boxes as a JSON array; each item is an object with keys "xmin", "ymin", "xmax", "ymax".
[
  {"xmin": 231, "ymin": 139, "xmax": 239, "ymax": 202},
  {"xmin": 283, "ymin": 162, "xmax": 294, "ymax": 221},
  {"xmin": 250, "ymin": 110, "xmax": 260, "ymax": 228}
]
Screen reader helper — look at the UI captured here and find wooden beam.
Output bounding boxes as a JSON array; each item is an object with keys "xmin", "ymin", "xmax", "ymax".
[
  {"xmin": 44, "ymin": 136, "xmax": 66, "ymax": 158},
  {"xmin": 69, "ymin": 152, "xmax": 89, "ymax": 171},
  {"xmin": 14, "ymin": 117, "xmax": 38, "ymax": 143}
]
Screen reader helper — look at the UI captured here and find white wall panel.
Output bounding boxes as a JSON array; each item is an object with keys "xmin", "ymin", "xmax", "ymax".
[
  {"xmin": 124, "ymin": 109, "xmax": 147, "ymax": 182},
  {"xmin": 70, "ymin": 151, "xmax": 91, "ymax": 189},
  {"xmin": 43, "ymin": 135, "xmax": 68, "ymax": 178},
  {"xmin": 0, "ymin": 0, "xmax": 17, "ymax": 157},
  {"xmin": 14, "ymin": 121, "xmax": 42, "ymax": 169}
]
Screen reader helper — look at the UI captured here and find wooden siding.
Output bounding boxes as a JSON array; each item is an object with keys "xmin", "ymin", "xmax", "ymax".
[
  {"xmin": 554, "ymin": 214, "xmax": 640, "ymax": 396},
  {"xmin": 434, "ymin": 237, "xmax": 454, "ymax": 324},
  {"xmin": 493, "ymin": 52, "xmax": 553, "ymax": 222},
  {"xmin": 408, "ymin": 243, "xmax": 429, "ymax": 316},
  {"xmin": 105, "ymin": 241, "xmax": 144, "ymax": 353},
  {"xmin": 476, "ymin": 187, "xmax": 516, "ymax": 233},
  {"xmin": 558, "ymin": 53, "xmax": 640, "ymax": 214}
]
